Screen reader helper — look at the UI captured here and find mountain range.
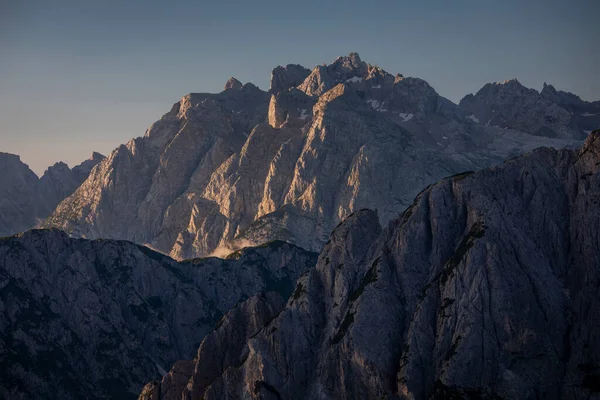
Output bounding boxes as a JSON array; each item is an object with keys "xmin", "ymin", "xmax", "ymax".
[
  {"xmin": 0, "ymin": 152, "xmax": 105, "ymax": 237},
  {"xmin": 0, "ymin": 53, "xmax": 598, "ymax": 400},
  {"xmin": 140, "ymin": 129, "xmax": 600, "ymax": 400},
  {"xmin": 41, "ymin": 53, "xmax": 593, "ymax": 260}
]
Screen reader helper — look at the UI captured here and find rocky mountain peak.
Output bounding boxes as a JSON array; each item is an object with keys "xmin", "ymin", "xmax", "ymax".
[
  {"xmin": 497, "ymin": 77, "xmax": 521, "ymax": 86},
  {"xmin": 0, "ymin": 153, "xmax": 36, "ymax": 179},
  {"xmin": 0, "ymin": 149, "xmax": 104, "ymax": 237},
  {"xmin": 90, "ymin": 151, "xmax": 105, "ymax": 161},
  {"xmin": 0, "ymin": 153, "xmax": 35, "ymax": 176},
  {"xmin": 46, "ymin": 161, "xmax": 70, "ymax": 172},
  {"xmin": 241, "ymin": 81, "xmax": 260, "ymax": 91},
  {"xmin": 0, "ymin": 151, "xmax": 22, "ymax": 163},
  {"xmin": 332, "ymin": 51, "xmax": 365, "ymax": 71},
  {"xmin": 459, "ymin": 78, "xmax": 595, "ymax": 139},
  {"xmin": 540, "ymin": 83, "xmax": 600, "ymax": 122},
  {"xmin": 43, "ymin": 53, "xmax": 590, "ymax": 261},
  {"xmin": 71, "ymin": 152, "xmax": 105, "ymax": 179},
  {"xmin": 540, "ymin": 82, "xmax": 561, "ymax": 101},
  {"xmin": 347, "ymin": 51, "xmax": 361, "ymax": 63},
  {"xmin": 298, "ymin": 52, "xmax": 375, "ymax": 97},
  {"xmin": 0, "ymin": 153, "xmax": 41, "ymax": 236},
  {"xmin": 270, "ymin": 64, "xmax": 311, "ymax": 93},
  {"xmin": 224, "ymin": 77, "xmax": 243, "ymax": 90}
]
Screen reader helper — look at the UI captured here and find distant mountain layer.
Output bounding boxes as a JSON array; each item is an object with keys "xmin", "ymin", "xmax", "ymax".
[
  {"xmin": 0, "ymin": 152, "xmax": 104, "ymax": 237},
  {"xmin": 0, "ymin": 230, "xmax": 317, "ymax": 399},
  {"xmin": 142, "ymin": 130, "xmax": 600, "ymax": 400},
  {"xmin": 459, "ymin": 79, "xmax": 600, "ymax": 139},
  {"xmin": 44, "ymin": 53, "xmax": 593, "ymax": 259}
]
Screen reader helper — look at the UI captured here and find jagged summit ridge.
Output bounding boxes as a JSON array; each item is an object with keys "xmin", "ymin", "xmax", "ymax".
[
  {"xmin": 460, "ymin": 77, "xmax": 599, "ymax": 138},
  {"xmin": 0, "ymin": 152, "xmax": 104, "ymax": 237},
  {"xmin": 44, "ymin": 53, "xmax": 593, "ymax": 259},
  {"xmin": 270, "ymin": 64, "xmax": 311, "ymax": 93},
  {"xmin": 224, "ymin": 77, "xmax": 243, "ymax": 90}
]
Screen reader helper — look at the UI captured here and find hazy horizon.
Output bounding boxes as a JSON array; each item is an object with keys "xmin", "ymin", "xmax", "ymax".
[{"xmin": 1, "ymin": 0, "xmax": 599, "ymax": 175}]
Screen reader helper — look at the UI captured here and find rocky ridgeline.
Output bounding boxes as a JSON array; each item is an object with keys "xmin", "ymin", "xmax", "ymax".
[
  {"xmin": 0, "ymin": 152, "xmax": 104, "ymax": 237},
  {"xmin": 142, "ymin": 131, "xmax": 600, "ymax": 400},
  {"xmin": 0, "ymin": 230, "xmax": 317, "ymax": 399},
  {"xmin": 459, "ymin": 79, "xmax": 600, "ymax": 139},
  {"xmin": 44, "ymin": 53, "xmax": 591, "ymax": 260}
]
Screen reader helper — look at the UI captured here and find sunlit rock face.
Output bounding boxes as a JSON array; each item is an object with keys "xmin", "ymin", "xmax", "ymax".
[
  {"xmin": 143, "ymin": 131, "xmax": 600, "ymax": 400},
  {"xmin": 45, "ymin": 53, "xmax": 587, "ymax": 259},
  {"xmin": 0, "ymin": 230, "xmax": 317, "ymax": 399}
]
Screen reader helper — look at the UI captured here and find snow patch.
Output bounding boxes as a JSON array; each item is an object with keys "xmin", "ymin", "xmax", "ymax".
[
  {"xmin": 372, "ymin": 84, "xmax": 382, "ymax": 89},
  {"xmin": 584, "ymin": 130, "xmax": 593, "ymax": 135},
  {"xmin": 582, "ymin": 112, "xmax": 598, "ymax": 117},
  {"xmin": 366, "ymin": 99, "xmax": 387, "ymax": 112},
  {"xmin": 436, "ymin": 142, "xmax": 443, "ymax": 147},
  {"xmin": 466, "ymin": 114, "xmax": 480, "ymax": 123},
  {"xmin": 298, "ymin": 109, "xmax": 309, "ymax": 120},
  {"xmin": 345, "ymin": 76, "xmax": 363, "ymax": 83},
  {"xmin": 442, "ymin": 136, "xmax": 448, "ymax": 139},
  {"xmin": 367, "ymin": 99, "xmax": 381, "ymax": 110},
  {"xmin": 398, "ymin": 112, "xmax": 414, "ymax": 122}
]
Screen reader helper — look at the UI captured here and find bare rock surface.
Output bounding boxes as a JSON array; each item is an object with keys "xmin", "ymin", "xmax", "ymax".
[
  {"xmin": 270, "ymin": 64, "xmax": 311, "ymax": 93},
  {"xmin": 459, "ymin": 79, "xmax": 598, "ymax": 139},
  {"xmin": 45, "ymin": 54, "xmax": 589, "ymax": 259},
  {"xmin": 0, "ymin": 152, "xmax": 104, "ymax": 237},
  {"xmin": 139, "ymin": 291, "xmax": 287, "ymax": 400},
  {"xmin": 151, "ymin": 131, "xmax": 600, "ymax": 399},
  {"xmin": 0, "ymin": 230, "xmax": 317, "ymax": 399}
]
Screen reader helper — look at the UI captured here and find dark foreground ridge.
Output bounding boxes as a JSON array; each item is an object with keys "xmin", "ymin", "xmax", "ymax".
[{"xmin": 0, "ymin": 230, "xmax": 317, "ymax": 399}]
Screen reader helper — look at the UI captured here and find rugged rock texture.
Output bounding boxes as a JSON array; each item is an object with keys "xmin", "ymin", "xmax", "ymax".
[
  {"xmin": 270, "ymin": 64, "xmax": 311, "ymax": 93},
  {"xmin": 541, "ymin": 83, "xmax": 600, "ymax": 135},
  {"xmin": 224, "ymin": 77, "xmax": 243, "ymax": 91},
  {"xmin": 0, "ymin": 152, "xmax": 104, "ymax": 237},
  {"xmin": 0, "ymin": 153, "xmax": 41, "ymax": 237},
  {"xmin": 45, "ymin": 53, "xmax": 588, "ymax": 259},
  {"xmin": 0, "ymin": 230, "xmax": 317, "ymax": 399},
  {"xmin": 45, "ymin": 83, "xmax": 269, "ymax": 250},
  {"xmin": 268, "ymin": 88, "xmax": 316, "ymax": 129},
  {"xmin": 154, "ymin": 131, "xmax": 600, "ymax": 399},
  {"xmin": 139, "ymin": 291, "xmax": 286, "ymax": 400},
  {"xmin": 38, "ymin": 152, "xmax": 107, "ymax": 214},
  {"xmin": 459, "ymin": 79, "xmax": 598, "ymax": 139}
]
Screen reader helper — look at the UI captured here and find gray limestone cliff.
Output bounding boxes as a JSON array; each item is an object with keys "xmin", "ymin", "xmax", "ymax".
[
  {"xmin": 146, "ymin": 131, "xmax": 600, "ymax": 400},
  {"xmin": 45, "ymin": 54, "xmax": 589, "ymax": 259}
]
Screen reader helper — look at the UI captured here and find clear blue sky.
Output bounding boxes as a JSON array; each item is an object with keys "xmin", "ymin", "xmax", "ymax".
[{"xmin": 1, "ymin": 0, "xmax": 598, "ymax": 175}]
